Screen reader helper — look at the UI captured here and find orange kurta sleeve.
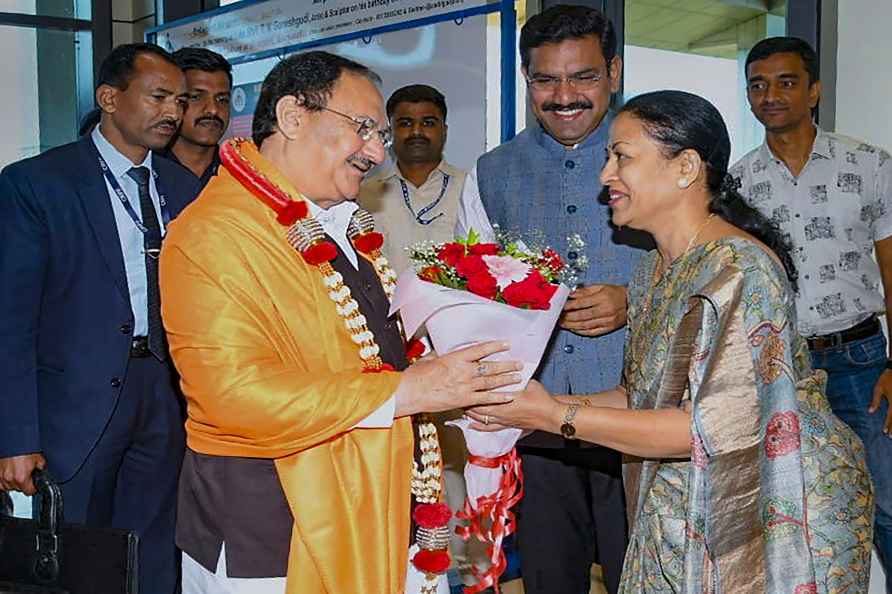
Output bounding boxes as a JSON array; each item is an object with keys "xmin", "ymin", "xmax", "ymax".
[
  {"xmin": 159, "ymin": 163, "xmax": 413, "ymax": 594},
  {"xmin": 161, "ymin": 232, "xmax": 401, "ymax": 454}
]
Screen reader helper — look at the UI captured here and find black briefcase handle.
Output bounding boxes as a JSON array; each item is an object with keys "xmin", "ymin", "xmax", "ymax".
[
  {"xmin": 0, "ymin": 469, "xmax": 139, "ymax": 594},
  {"xmin": 0, "ymin": 469, "xmax": 67, "ymax": 593},
  {"xmin": 30, "ymin": 470, "xmax": 63, "ymax": 584}
]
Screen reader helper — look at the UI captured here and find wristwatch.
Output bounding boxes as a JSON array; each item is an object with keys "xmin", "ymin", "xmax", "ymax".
[{"xmin": 560, "ymin": 403, "xmax": 581, "ymax": 440}]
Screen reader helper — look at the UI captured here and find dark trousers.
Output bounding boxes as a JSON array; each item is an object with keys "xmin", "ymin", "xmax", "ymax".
[
  {"xmin": 516, "ymin": 445, "xmax": 627, "ymax": 594},
  {"xmin": 57, "ymin": 356, "xmax": 185, "ymax": 594}
]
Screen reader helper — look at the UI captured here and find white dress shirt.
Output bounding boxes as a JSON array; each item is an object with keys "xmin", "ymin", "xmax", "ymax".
[
  {"xmin": 454, "ymin": 165, "xmax": 497, "ymax": 241},
  {"xmin": 92, "ymin": 126, "xmax": 165, "ymax": 336}
]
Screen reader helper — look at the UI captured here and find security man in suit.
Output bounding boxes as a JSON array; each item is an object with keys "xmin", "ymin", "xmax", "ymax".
[{"xmin": 0, "ymin": 43, "xmax": 200, "ymax": 594}]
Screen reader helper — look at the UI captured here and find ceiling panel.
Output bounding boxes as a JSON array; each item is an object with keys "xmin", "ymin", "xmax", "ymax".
[{"xmin": 625, "ymin": 0, "xmax": 785, "ymax": 59}]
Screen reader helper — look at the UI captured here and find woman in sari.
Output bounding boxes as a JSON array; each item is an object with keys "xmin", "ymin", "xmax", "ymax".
[{"xmin": 469, "ymin": 90, "xmax": 874, "ymax": 592}]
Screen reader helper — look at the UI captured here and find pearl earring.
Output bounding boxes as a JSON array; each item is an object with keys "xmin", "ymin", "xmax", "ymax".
[{"xmin": 677, "ymin": 178, "xmax": 689, "ymax": 189}]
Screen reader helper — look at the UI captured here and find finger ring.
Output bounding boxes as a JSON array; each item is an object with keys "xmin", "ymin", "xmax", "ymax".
[
  {"xmin": 483, "ymin": 415, "xmax": 491, "ymax": 426},
  {"xmin": 476, "ymin": 363, "xmax": 486, "ymax": 377}
]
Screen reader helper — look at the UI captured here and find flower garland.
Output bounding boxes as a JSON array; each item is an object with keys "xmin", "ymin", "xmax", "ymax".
[
  {"xmin": 219, "ymin": 138, "xmax": 449, "ymax": 593},
  {"xmin": 412, "ymin": 418, "xmax": 451, "ymax": 593},
  {"xmin": 347, "ymin": 208, "xmax": 398, "ymax": 301}
]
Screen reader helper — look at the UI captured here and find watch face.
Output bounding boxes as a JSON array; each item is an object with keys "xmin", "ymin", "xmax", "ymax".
[{"xmin": 560, "ymin": 423, "xmax": 576, "ymax": 439}]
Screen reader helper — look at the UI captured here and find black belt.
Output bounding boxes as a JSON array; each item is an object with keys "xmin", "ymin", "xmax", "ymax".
[
  {"xmin": 806, "ymin": 315, "xmax": 881, "ymax": 350},
  {"xmin": 130, "ymin": 336, "xmax": 151, "ymax": 358}
]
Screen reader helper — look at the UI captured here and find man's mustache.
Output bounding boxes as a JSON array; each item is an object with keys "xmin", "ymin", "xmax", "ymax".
[
  {"xmin": 347, "ymin": 155, "xmax": 377, "ymax": 171},
  {"xmin": 542, "ymin": 101, "xmax": 593, "ymax": 112},
  {"xmin": 405, "ymin": 136, "xmax": 430, "ymax": 145},
  {"xmin": 153, "ymin": 118, "xmax": 180, "ymax": 130},
  {"xmin": 195, "ymin": 115, "xmax": 225, "ymax": 128}
]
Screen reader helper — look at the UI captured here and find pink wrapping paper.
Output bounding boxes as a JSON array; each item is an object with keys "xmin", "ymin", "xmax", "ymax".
[{"xmin": 389, "ymin": 269, "xmax": 570, "ymax": 507}]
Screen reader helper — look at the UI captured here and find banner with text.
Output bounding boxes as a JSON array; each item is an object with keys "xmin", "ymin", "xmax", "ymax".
[
  {"xmin": 154, "ymin": 0, "xmax": 497, "ymax": 60},
  {"xmin": 224, "ymin": 81, "xmax": 263, "ymax": 140}
]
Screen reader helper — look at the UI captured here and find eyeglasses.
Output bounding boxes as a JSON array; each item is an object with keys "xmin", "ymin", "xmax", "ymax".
[
  {"xmin": 526, "ymin": 72, "xmax": 604, "ymax": 92},
  {"xmin": 318, "ymin": 105, "xmax": 393, "ymax": 148}
]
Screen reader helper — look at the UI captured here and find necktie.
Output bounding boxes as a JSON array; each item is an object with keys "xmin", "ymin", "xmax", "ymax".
[{"xmin": 127, "ymin": 166, "xmax": 166, "ymax": 361}]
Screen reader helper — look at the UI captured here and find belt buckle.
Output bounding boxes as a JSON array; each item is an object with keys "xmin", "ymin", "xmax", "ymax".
[
  {"xmin": 808, "ymin": 333, "xmax": 835, "ymax": 350},
  {"xmin": 130, "ymin": 337, "xmax": 150, "ymax": 358},
  {"xmin": 829, "ymin": 332, "xmax": 843, "ymax": 348}
]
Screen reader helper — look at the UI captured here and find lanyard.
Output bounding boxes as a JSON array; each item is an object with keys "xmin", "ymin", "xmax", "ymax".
[
  {"xmin": 399, "ymin": 173, "xmax": 449, "ymax": 226},
  {"xmin": 97, "ymin": 155, "xmax": 170, "ymax": 235}
]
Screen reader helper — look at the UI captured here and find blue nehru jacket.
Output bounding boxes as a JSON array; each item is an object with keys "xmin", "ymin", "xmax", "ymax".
[{"xmin": 477, "ymin": 118, "xmax": 642, "ymax": 395}]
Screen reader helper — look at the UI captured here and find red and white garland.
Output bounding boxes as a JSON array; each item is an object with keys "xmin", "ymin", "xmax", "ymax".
[{"xmin": 220, "ymin": 138, "xmax": 449, "ymax": 593}]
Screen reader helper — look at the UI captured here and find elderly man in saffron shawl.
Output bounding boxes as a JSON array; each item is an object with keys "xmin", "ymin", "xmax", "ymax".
[{"xmin": 159, "ymin": 51, "xmax": 522, "ymax": 594}]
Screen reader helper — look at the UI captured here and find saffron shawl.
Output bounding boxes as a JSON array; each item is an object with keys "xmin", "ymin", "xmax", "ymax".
[{"xmin": 160, "ymin": 145, "xmax": 412, "ymax": 594}]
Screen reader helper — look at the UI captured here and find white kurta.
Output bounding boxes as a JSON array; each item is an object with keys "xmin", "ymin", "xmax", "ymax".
[{"xmin": 182, "ymin": 544, "xmax": 448, "ymax": 594}]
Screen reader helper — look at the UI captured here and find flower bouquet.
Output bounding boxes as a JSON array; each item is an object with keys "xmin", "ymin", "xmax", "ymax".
[{"xmin": 389, "ymin": 230, "xmax": 571, "ymax": 593}]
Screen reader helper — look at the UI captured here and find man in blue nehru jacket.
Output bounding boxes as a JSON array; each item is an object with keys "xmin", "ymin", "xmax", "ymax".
[{"xmin": 457, "ymin": 5, "xmax": 642, "ymax": 593}]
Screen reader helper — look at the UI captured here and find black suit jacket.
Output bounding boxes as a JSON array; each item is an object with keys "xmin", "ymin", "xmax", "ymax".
[{"xmin": 0, "ymin": 135, "xmax": 199, "ymax": 481}]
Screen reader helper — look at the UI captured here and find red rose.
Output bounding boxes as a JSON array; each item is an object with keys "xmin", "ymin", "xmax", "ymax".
[
  {"xmin": 437, "ymin": 243, "xmax": 466, "ymax": 267},
  {"xmin": 538, "ymin": 282, "xmax": 558, "ymax": 306},
  {"xmin": 413, "ymin": 502, "xmax": 452, "ymax": 528},
  {"xmin": 469, "ymin": 242, "xmax": 500, "ymax": 256},
  {"xmin": 419, "ymin": 265, "xmax": 443, "ymax": 283},
  {"xmin": 353, "ymin": 232, "xmax": 384, "ymax": 254},
  {"xmin": 502, "ymin": 269, "xmax": 558, "ymax": 310},
  {"xmin": 455, "ymin": 255, "xmax": 487, "ymax": 278},
  {"xmin": 412, "ymin": 549, "xmax": 450, "ymax": 574},
  {"xmin": 405, "ymin": 338, "xmax": 426, "ymax": 361},
  {"xmin": 466, "ymin": 271, "xmax": 498, "ymax": 300},
  {"xmin": 302, "ymin": 241, "xmax": 338, "ymax": 265},
  {"xmin": 276, "ymin": 200, "xmax": 308, "ymax": 226}
]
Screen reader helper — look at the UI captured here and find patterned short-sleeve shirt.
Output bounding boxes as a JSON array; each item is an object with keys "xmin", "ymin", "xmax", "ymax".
[{"xmin": 730, "ymin": 127, "xmax": 892, "ymax": 336}]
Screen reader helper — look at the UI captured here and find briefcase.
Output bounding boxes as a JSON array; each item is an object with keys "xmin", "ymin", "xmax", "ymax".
[{"xmin": 0, "ymin": 470, "xmax": 139, "ymax": 594}]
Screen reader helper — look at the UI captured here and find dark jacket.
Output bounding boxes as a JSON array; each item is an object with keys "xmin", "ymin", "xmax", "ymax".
[{"xmin": 0, "ymin": 135, "xmax": 200, "ymax": 481}]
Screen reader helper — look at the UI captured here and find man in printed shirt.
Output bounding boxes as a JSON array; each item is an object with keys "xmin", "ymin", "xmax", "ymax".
[
  {"xmin": 359, "ymin": 84, "xmax": 466, "ymax": 275},
  {"xmin": 731, "ymin": 36, "xmax": 892, "ymax": 589}
]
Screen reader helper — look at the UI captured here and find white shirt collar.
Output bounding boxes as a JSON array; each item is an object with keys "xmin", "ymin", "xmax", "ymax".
[
  {"xmin": 92, "ymin": 124, "xmax": 153, "ymax": 179},
  {"xmin": 305, "ymin": 199, "xmax": 360, "ymax": 269},
  {"xmin": 305, "ymin": 199, "xmax": 358, "ymax": 236}
]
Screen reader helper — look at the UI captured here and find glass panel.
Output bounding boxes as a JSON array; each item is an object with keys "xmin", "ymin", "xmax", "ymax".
[
  {"xmin": 0, "ymin": 0, "xmax": 90, "ymax": 19},
  {"xmin": 623, "ymin": 0, "xmax": 786, "ymax": 162},
  {"xmin": 0, "ymin": 25, "xmax": 89, "ymax": 169}
]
